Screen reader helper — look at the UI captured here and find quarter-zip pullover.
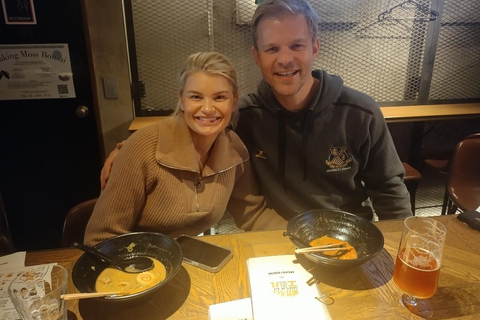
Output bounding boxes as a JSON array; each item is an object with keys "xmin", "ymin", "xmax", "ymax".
[{"xmin": 85, "ymin": 115, "xmax": 287, "ymax": 246}]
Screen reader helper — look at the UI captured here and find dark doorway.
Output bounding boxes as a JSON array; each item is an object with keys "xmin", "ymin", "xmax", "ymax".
[{"xmin": 0, "ymin": 0, "xmax": 102, "ymax": 250}]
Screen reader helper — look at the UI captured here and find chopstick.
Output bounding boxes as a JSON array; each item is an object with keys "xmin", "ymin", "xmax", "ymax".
[
  {"xmin": 295, "ymin": 243, "xmax": 349, "ymax": 254},
  {"xmin": 61, "ymin": 292, "xmax": 122, "ymax": 300},
  {"xmin": 295, "ymin": 247, "xmax": 349, "ymax": 254}
]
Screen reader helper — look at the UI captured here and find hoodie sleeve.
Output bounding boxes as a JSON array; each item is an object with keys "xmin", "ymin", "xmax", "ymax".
[
  {"xmin": 227, "ymin": 159, "xmax": 288, "ymax": 231},
  {"xmin": 361, "ymin": 107, "xmax": 413, "ymax": 219}
]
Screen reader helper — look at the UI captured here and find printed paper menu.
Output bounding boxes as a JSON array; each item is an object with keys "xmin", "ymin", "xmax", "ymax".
[
  {"xmin": 247, "ymin": 254, "xmax": 332, "ymax": 320},
  {"xmin": 0, "ymin": 252, "xmax": 55, "ymax": 320}
]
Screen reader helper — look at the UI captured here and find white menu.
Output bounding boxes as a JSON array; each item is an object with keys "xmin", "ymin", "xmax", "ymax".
[
  {"xmin": 247, "ymin": 255, "xmax": 332, "ymax": 320},
  {"xmin": 0, "ymin": 252, "xmax": 55, "ymax": 320}
]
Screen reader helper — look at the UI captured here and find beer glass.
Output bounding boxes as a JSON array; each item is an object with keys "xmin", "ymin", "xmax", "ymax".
[{"xmin": 391, "ymin": 217, "xmax": 446, "ymax": 319}]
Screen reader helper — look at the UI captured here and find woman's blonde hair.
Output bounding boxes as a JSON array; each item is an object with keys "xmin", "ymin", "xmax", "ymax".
[{"xmin": 174, "ymin": 52, "xmax": 239, "ymax": 128}]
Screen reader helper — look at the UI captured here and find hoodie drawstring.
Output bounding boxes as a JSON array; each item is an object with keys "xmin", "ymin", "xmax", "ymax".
[
  {"xmin": 278, "ymin": 109, "xmax": 287, "ymax": 191},
  {"xmin": 301, "ymin": 109, "xmax": 314, "ymax": 180},
  {"xmin": 277, "ymin": 108, "xmax": 315, "ymax": 193}
]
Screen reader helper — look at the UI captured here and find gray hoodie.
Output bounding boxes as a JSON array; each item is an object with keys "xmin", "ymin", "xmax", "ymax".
[{"xmin": 235, "ymin": 70, "xmax": 412, "ymax": 221}]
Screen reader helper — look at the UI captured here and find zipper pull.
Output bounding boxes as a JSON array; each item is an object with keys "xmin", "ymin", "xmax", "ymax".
[
  {"xmin": 194, "ymin": 179, "xmax": 201, "ymax": 212},
  {"xmin": 194, "ymin": 181, "xmax": 201, "ymax": 189}
]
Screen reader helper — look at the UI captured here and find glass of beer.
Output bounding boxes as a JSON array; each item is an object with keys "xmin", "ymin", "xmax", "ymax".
[{"xmin": 391, "ymin": 216, "xmax": 446, "ymax": 319}]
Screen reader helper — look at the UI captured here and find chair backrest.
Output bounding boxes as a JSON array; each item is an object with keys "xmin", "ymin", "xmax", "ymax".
[
  {"xmin": 466, "ymin": 133, "xmax": 480, "ymax": 140},
  {"xmin": 0, "ymin": 193, "xmax": 15, "ymax": 255},
  {"xmin": 450, "ymin": 135, "xmax": 480, "ymax": 178},
  {"xmin": 61, "ymin": 198, "xmax": 97, "ymax": 247},
  {"xmin": 447, "ymin": 136, "xmax": 480, "ymax": 211},
  {"xmin": 449, "ymin": 136, "xmax": 480, "ymax": 180},
  {"xmin": 424, "ymin": 133, "xmax": 480, "ymax": 173}
]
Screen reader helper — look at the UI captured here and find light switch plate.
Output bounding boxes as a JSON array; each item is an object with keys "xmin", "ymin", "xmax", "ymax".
[{"xmin": 103, "ymin": 77, "xmax": 118, "ymax": 99}]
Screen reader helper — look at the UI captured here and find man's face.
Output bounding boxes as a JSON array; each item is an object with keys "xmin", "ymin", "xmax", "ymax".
[{"xmin": 252, "ymin": 14, "xmax": 319, "ymax": 106}]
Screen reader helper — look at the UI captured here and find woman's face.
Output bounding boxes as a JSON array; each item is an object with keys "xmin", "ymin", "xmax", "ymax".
[{"xmin": 179, "ymin": 71, "xmax": 237, "ymax": 141}]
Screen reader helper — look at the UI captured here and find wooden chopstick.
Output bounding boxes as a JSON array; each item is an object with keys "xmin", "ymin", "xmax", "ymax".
[
  {"xmin": 61, "ymin": 292, "xmax": 122, "ymax": 300},
  {"xmin": 295, "ymin": 247, "xmax": 349, "ymax": 254},
  {"xmin": 295, "ymin": 243, "xmax": 349, "ymax": 254},
  {"xmin": 306, "ymin": 242, "xmax": 348, "ymax": 249}
]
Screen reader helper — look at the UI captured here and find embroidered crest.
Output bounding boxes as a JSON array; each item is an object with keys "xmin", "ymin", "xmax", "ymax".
[
  {"xmin": 325, "ymin": 146, "xmax": 352, "ymax": 169},
  {"xmin": 255, "ymin": 150, "xmax": 267, "ymax": 159}
]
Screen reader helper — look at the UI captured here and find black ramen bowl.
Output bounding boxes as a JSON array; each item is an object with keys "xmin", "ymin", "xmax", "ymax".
[
  {"xmin": 72, "ymin": 232, "xmax": 183, "ymax": 302},
  {"xmin": 286, "ymin": 209, "xmax": 384, "ymax": 269}
]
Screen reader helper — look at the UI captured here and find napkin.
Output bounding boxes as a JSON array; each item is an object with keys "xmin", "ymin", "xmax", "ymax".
[{"xmin": 208, "ymin": 298, "xmax": 253, "ymax": 320}]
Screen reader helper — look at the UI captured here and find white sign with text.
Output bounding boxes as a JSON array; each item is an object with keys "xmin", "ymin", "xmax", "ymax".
[{"xmin": 0, "ymin": 43, "xmax": 76, "ymax": 100}]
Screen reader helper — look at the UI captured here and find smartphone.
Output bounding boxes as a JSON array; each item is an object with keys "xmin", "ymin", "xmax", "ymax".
[
  {"xmin": 176, "ymin": 235, "xmax": 233, "ymax": 272},
  {"xmin": 457, "ymin": 210, "xmax": 480, "ymax": 231}
]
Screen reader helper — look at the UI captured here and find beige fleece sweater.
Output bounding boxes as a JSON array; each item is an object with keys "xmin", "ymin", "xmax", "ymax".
[{"xmin": 84, "ymin": 115, "xmax": 287, "ymax": 246}]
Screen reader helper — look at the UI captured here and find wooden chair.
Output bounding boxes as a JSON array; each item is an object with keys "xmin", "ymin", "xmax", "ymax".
[
  {"xmin": 402, "ymin": 162, "xmax": 422, "ymax": 216},
  {"xmin": 61, "ymin": 198, "xmax": 97, "ymax": 247},
  {"xmin": 423, "ymin": 133, "xmax": 480, "ymax": 214},
  {"xmin": 0, "ymin": 193, "xmax": 15, "ymax": 255},
  {"xmin": 445, "ymin": 136, "xmax": 480, "ymax": 214}
]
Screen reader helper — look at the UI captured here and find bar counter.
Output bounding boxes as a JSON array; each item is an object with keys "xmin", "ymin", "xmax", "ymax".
[{"xmin": 24, "ymin": 214, "xmax": 480, "ymax": 320}]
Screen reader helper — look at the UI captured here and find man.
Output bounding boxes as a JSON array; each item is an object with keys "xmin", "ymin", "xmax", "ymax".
[{"xmin": 102, "ymin": 0, "xmax": 412, "ymax": 221}]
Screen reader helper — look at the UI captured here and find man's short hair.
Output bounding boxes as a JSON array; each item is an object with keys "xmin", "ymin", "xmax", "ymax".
[{"xmin": 251, "ymin": 0, "xmax": 319, "ymax": 49}]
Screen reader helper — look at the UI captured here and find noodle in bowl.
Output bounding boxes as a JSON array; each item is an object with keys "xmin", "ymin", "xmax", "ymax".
[
  {"xmin": 72, "ymin": 232, "xmax": 183, "ymax": 302},
  {"xmin": 286, "ymin": 209, "xmax": 384, "ymax": 269}
]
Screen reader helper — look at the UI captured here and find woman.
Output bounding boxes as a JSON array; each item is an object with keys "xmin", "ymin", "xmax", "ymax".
[{"xmin": 84, "ymin": 52, "xmax": 287, "ymax": 246}]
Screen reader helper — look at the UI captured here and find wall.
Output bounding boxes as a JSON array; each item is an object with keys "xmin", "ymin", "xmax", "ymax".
[
  {"xmin": 82, "ymin": 0, "xmax": 479, "ymax": 160},
  {"xmin": 82, "ymin": 0, "xmax": 134, "ymax": 158},
  {"xmin": 130, "ymin": 0, "xmax": 480, "ymax": 113}
]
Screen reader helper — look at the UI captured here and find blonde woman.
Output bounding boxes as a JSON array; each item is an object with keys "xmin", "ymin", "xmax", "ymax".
[{"xmin": 84, "ymin": 52, "xmax": 287, "ymax": 246}]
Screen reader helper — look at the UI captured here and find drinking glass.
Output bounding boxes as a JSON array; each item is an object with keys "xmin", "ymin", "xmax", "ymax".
[
  {"xmin": 8, "ymin": 265, "xmax": 68, "ymax": 320},
  {"xmin": 390, "ymin": 217, "xmax": 446, "ymax": 319}
]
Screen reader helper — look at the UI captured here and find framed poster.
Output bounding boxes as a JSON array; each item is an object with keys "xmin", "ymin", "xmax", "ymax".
[
  {"xmin": 1, "ymin": 0, "xmax": 36, "ymax": 24},
  {"xmin": 0, "ymin": 44, "xmax": 76, "ymax": 100}
]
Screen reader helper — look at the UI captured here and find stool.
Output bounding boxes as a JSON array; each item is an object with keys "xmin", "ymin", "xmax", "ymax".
[
  {"xmin": 423, "ymin": 159, "xmax": 449, "ymax": 174},
  {"xmin": 402, "ymin": 162, "xmax": 422, "ymax": 216},
  {"xmin": 423, "ymin": 158, "xmax": 450, "ymax": 215}
]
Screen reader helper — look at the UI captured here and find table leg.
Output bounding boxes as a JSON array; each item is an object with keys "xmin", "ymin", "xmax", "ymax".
[{"xmin": 408, "ymin": 121, "xmax": 425, "ymax": 169}]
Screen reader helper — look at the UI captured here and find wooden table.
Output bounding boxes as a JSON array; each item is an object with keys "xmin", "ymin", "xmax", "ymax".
[
  {"xmin": 25, "ymin": 215, "xmax": 480, "ymax": 320},
  {"xmin": 380, "ymin": 103, "xmax": 480, "ymax": 123},
  {"xmin": 379, "ymin": 103, "xmax": 480, "ymax": 167},
  {"xmin": 128, "ymin": 103, "xmax": 480, "ymax": 132}
]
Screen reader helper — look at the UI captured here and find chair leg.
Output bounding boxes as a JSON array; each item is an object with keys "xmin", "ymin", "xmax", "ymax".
[
  {"xmin": 446, "ymin": 199, "xmax": 458, "ymax": 215},
  {"xmin": 441, "ymin": 188, "xmax": 449, "ymax": 215},
  {"xmin": 406, "ymin": 180, "xmax": 419, "ymax": 216},
  {"xmin": 448, "ymin": 205, "xmax": 458, "ymax": 215}
]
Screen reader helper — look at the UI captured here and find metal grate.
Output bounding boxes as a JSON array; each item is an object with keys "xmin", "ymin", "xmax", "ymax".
[
  {"xmin": 126, "ymin": 0, "xmax": 480, "ymax": 114},
  {"xmin": 429, "ymin": 0, "xmax": 480, "ymax": 100},
  {"xmin": 312, "ymin": 0, "xmax": 432, "ymax": 102},
  {"xmin": 129, "ymin": 0, "xmax": 210, "ymax": 113}
]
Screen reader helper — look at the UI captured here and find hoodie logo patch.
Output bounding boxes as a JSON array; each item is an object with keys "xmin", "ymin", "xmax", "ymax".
[
  {"xmin": 255, "ymin": 150, "xmax": 267, "ymax": 160},
  {"xmin": 326, "ymin": 146, "xmax": 352, "ymax": 171}
]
